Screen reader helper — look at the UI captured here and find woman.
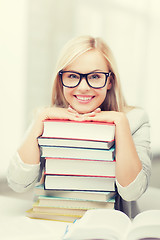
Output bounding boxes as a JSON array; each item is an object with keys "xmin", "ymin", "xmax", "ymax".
[{"xmin": 7, "ymin": 35, "xmax": 151, "ymax": 217}]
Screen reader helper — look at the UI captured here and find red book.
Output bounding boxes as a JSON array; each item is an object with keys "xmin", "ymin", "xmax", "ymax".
[{"xmin": 42, "ymin": 119, "xmax": 115, "ymax": 143}]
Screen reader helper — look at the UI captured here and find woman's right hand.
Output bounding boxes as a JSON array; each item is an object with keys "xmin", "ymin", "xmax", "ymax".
[
  {"xmin": 31, "ymin": 106, "xmax": 79, "ymax": 139},
  {"xmin": 18, "ymin": 106, "xmax": 78, "ymax": 165}
]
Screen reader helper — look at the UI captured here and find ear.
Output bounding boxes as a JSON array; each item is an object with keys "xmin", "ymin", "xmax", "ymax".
[{"xmin": 107, "ymin": 79, "xmax": 112, "ymax": 90}]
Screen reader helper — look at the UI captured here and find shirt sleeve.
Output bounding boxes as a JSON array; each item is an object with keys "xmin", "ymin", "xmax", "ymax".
[
  {"xmin": 116, "ymin": 168, "xmax": 148, "ymax": 201},
  {"xmin": 116, "ymin": 108, "xmax": 152, "ymax": 201},
  {"xmin": 7, "ymin": 152, "xmax": 40, "ymax": 193}
]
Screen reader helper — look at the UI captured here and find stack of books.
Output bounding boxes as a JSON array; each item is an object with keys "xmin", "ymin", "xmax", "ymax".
[{"xmin": 26, "ymin": 119, "xmax": 116, "ymax": 222}]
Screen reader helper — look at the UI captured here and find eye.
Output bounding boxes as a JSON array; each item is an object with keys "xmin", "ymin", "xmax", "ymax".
[
  {"xmin": 89, "ymin": 73, "xmax": 101, "ymax": 80},
  {"xmin": 67, "ymin": 73, "xmax": 79, "ymax": 79}
]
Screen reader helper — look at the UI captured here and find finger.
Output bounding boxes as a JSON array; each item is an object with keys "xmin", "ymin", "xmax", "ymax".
[
  {"xmin": 41, "ymin": 107, "xmax": 75, "ymax": 121},
  {"xmin": 67, "ymin": 107, "xmax": 75, "ymax": 113},
  {"xmin": 94, "ymin": 108, "xmax": 101, "ymax": 113},
  {"xmin": 83, "ymin": 108, "xmax": 101, "ymax": 117},
  {"xmin": 73, "ymin": 116, "xmax": 86, "ymax": 121},
  {"xmin": 85, "ymin": 112, "xmax": 96, "ymax": 117},
  {"xmin": 67, "ymin": 105, "xmax": 77, "ymax": 113}
]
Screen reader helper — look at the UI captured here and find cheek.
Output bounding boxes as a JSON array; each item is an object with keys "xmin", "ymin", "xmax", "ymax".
[
  {"xmin": 96, "ymin": 88, "xmax": 108, "ymax": 102},
  {"xmin": 63, "ymin": 87, "xmax": 73, "ymax": 101}
]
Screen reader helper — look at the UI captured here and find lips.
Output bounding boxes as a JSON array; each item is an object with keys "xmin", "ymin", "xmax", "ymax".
[
  {"xmin": 76, "ymin": 95, "xmax": 93, "ymax": 100},
  {"xmin": 74, "ymin": 95, "xmax": 94, "ymax": 102}
]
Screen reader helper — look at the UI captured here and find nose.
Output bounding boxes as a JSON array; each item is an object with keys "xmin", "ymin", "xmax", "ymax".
[{"xmin": 77, "ymin": 77, "xmax": 90, "ymax": 90}]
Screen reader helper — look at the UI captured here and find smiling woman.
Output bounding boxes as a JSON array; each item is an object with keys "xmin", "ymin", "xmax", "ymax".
[{"xmin": 7, "ymin": 35, "xmax": 151, "ymax": 219}]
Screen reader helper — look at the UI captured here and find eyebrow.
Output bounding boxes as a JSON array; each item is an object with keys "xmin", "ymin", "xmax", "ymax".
[
  {"xmin": 92, "ymin": 69, "xmax": 103, "ymax": 71},
  {"xmin": 67, "ymin": 69, "xmax": 105, "ymax": 73}
]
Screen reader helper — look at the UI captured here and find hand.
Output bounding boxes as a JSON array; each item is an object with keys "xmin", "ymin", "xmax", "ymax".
[
  {"xmin": 67, "ymin": 105, "xmax": 101, "ymax": 120},
  {"xmin": 39, "ymin": 106, "xmax": 80, "ymax": 121},
  {"xmin": 31, "ymin": 106, "xmax": 81, "ymax": 138},
  {"xmin": 74, "ymin": 110, "xmax": 126, "ymax": 125}
]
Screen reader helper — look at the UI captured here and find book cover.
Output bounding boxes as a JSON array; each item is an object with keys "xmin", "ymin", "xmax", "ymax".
[
  {"xmin": 34, "ymin": 184, "xmax": 116, "ymax": 202},
  {"xmin": 38, "ymin": 136, "xmax": 115, "ymax": 150},
  {"xmin": 32, "ymin": 201, "xmax": 87, "ymax": 216},
  {"xmin": 38, "ymin": 195, "xmax": 115, "ymax": 210},
  {"xmin": 41, "ymin": 145, "xmax": 115, "ymax": 161},
  {"xmin": 45, "ymin": 158, "xmax": 116, "ymax": 177},
  {"xmin": 26, "ymin": 208, "xmax": 82, "ymax": 223},
  {"xmin": 44, "ymin": 175, "xmax": 116, "ymax": 192},
  {"xmin": 42, "ymin": 119, "xmax": 115, "ymax": 142}
]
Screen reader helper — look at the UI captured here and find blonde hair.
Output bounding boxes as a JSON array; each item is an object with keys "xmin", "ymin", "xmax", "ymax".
[{"xmin": 51, "ymin": 35, "xmax": 129, "ymax": 112}]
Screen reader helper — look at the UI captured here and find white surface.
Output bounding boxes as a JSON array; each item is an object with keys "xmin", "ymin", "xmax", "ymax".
[
  {"xmin": 1, "ymin": 187, "xmax": 160, "ymax": 239},
  {"xmin": 0, "ymin": 195, "xmax": 69, "ymax": 240},
  {"xmin": 137, "ymin": 186, "xmax": 160, "ymax": 212}
]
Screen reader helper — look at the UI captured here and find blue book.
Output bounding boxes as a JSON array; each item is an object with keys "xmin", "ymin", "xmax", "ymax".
[{"xmin": 34, "ymin": 184, "xmax": 116, "ymax": 202}]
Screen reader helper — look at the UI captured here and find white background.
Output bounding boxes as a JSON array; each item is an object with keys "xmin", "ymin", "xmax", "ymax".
[{"xmin": 0, "ymin": 0, "xmax": 160, "ymax": 177}]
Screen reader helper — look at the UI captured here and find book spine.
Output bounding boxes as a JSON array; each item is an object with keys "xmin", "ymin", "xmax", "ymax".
[
  {"xmin": 44, "ymin": 172, "xmax": 116, "ymax": 178},
  {"xmin": 45, "ymin": 157, "xmax": 116, "ymax": 162}
]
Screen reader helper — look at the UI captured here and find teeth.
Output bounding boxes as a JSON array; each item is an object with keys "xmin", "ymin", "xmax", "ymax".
[{"xmin": 76, "ymin": 96, "xmax": 92, "ymax": 101}]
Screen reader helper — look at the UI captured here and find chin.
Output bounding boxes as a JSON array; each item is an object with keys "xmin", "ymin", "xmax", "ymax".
[{"xmin": 76, "ymin": 107, "xmax": 97, "ymax": 114}]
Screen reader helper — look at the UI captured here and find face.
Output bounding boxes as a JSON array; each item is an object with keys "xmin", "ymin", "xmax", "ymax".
[{"xmin": 62, "ymin": 49, "xmax": 111, "ymax": 114}]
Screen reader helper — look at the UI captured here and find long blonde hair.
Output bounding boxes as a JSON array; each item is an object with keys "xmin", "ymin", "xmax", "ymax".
[{"xmin": 51, "ymin": 35, "xmax": 129, "ymax": 112}]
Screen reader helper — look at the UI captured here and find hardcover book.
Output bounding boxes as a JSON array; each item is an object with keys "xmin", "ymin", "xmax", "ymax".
[
  {"xmin": 45, "ymin": 158, "xmax": 116, "ymax": 177},
  {"xmin": 42, "ymin": 119, "xmax": 115, "ymax": 142},
  {"xmin": 40, "ymin": 145, "xmax": 115, "ymax": 161},
  {"xmin": 44, "ymin": 175, "xmax": 116, "ymax": 192},
  {"xmin": 38, "ymin": 136, "xmax": 115, "ymax": 150}
]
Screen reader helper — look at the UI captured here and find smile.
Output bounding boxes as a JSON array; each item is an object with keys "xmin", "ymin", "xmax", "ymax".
[{"xmin": 74, "ymin": 95, "xmax": 94, "ymax": 102}]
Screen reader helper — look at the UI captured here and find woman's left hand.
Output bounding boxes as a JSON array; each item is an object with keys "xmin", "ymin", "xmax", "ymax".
[
  {"xmin": 68, "ymin": 107, "xmax": 124, "ymax": 125},
  {"xmin": 67, "ymin": 106, "xmax": 101, "ymax": 119},
  {"xmin": 67, "ymin": 105, "xmax": 128, "ymax": 127}
]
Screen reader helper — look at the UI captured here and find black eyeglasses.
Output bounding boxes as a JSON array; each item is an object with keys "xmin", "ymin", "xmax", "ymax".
[{"xmin": 59, "ymin": 70, "xmax": 111, "ymax": 89}]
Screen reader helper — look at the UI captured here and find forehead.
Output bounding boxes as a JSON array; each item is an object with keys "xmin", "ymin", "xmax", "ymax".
[{"xmin": 65, "ymin": 49, "xmax": 109, "ymax": 73}]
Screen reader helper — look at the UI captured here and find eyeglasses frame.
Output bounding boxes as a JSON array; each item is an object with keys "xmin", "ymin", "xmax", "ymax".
[{"xmin": 59, "ymin": 70, "xmax": 111, "ymax": 89}]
